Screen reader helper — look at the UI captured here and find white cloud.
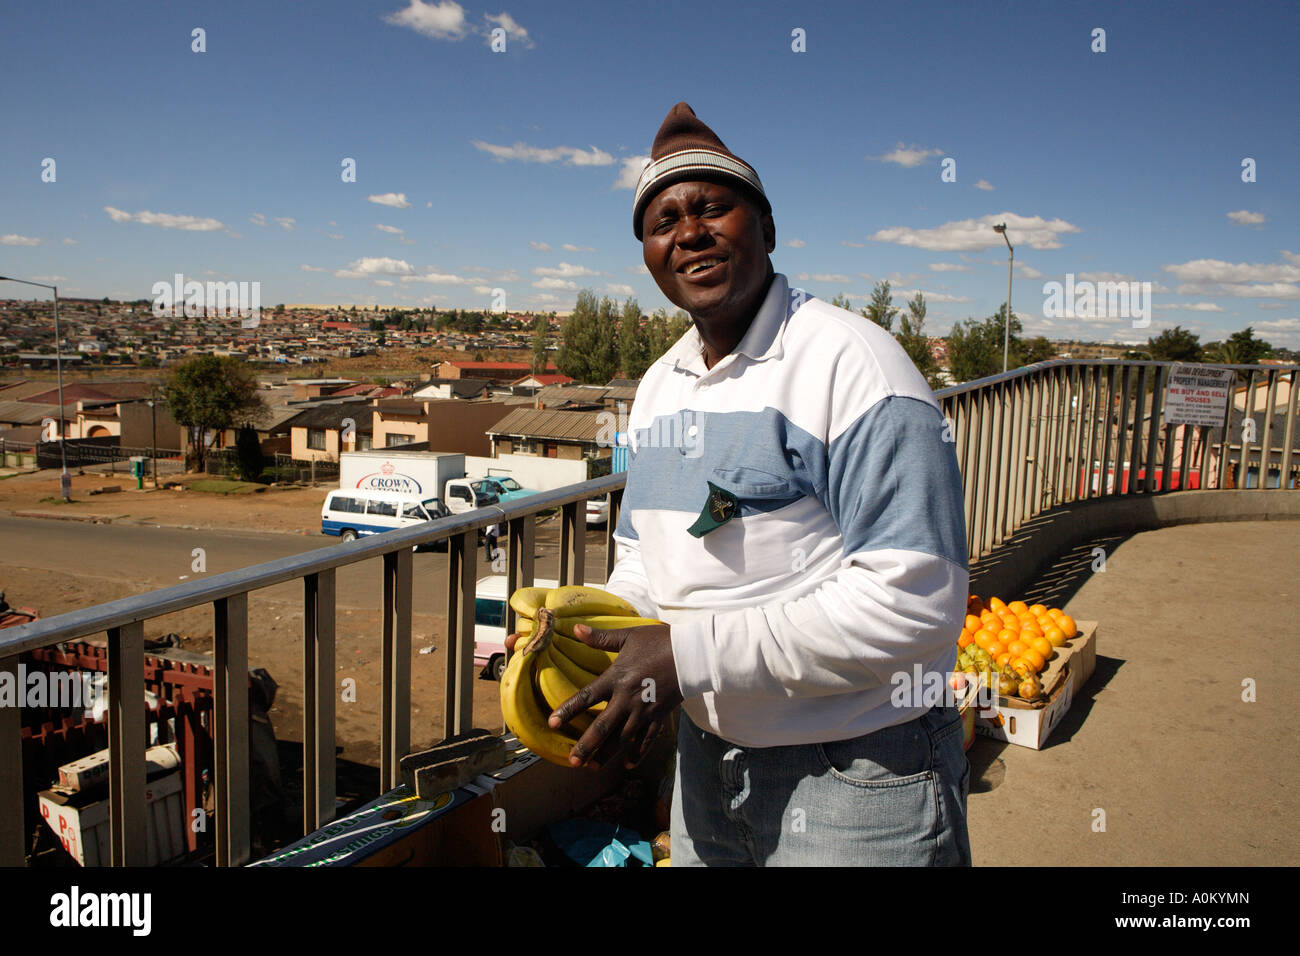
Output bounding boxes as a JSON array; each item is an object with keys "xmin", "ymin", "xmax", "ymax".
[
  {"xmin": 401, "ymin": 270, "xmax": 475, "ymax": 285},
  {"xmin": 472, "ymin": 140, "xmax": 614, "ymax": 166},
  {"xmin": 928, "ymin": 262, "xmax": 969, "ymax": 272},
  {"xmin": 473, "ymin": 284, "xmax": 495, "ymax": 295},
  {"xmin": 530, "ymin": 241, "xmax": 552, "ymax": 252},
  {"xmin": 1, "ymin": 234, "xmax": 41, "ymax": 246},
  {"xmin": 892, "ymin": 289, "xmax": 972, "ymax": 304},
  {"xmin": 605, "ymin": 283, "xmax": 636, "ymax": 296},
  {"xmin": 974, "ymin": 179, "xmax": 994, "ymax": 191},
  {"xmin": 103, "ymin": 207, "xmax": 225, "ymax": 231},
  {"xmin": 1164, "ymin": 254, "xmax": 1300, "ymax": 299},
  {"xmin": 1227, "ymin": 209, "xmax": 1266, "ymax": 226},
  {"xmin": 796, "ymin": 273, "xmax": 852, "ymax": 283},
  {"xmin": 374, "ymin": 280, "xmax": 395, "ymax": 287},
  {"xmin": 334, "ymin": 257, "xmax": 417, "ymax": 279},
  {"xmin": 249, "ymin": 213, "xmax": 267, "ymax": 227},
  {"xmin": 369, "ymin": 193, "xmax": 412, "ymax": 208},
  {"xmin": 873, "ymin": 143, "xmax": 943, "ymax": 168},
  {"xmin": 627, "ymin": 264, "xmax": 650, "ymax": 275},
  {"xmin": 871, "ymin": 213, "xmax": 1081, "ymax": 252},
  {"xmin": 384, "ymin": 1, "xmax": 468, "ymax": 40},
  {"xmin": 301, "ymin": 264, "xmax": 326, "ymax": 273},
  {"xmin": 562, "ymin": 243, "xmax": 595, "ymax": 253},
  {"xmin": 615, "ymin": 155, "xmax": 650, "ymax": 189},
  {"xmin": 1015, "ymin": 264, "xmax": 1043, "ymax": 279},
  {"xmin": 376, "ymin": 224, "xmax": 405, "ymax": 234},
  {"xmin": 532, "ymin": 262, "xmax": 598, "ymax": 278},
  {"xmin": 841, "ymin": 240, "xmax": 865, "ymax": 248},
  {"xmin": 483, "ymin": 11, "xmax": 533, "ymax": 48},
  {"xmin": 785, "ymin": 239, "xmax": 806, "ymax": 248},
  {"xmin": 1254, "ymin": 317, "xmax": 1300, "ymax": 344},
  {"xmin": 62, "ymin": 238, "xmax": 77, "ymax": 244},
  {"xmin": 275, "ymin": 217, "xmax": 296, "ymax": 231},
  {"xmin": 534, "ymin": 277, "xmax": 579, "ymax": 291},
  {"xmin": 1153, "ymin": 301, "xmax": 1224, "ymax": 312}
]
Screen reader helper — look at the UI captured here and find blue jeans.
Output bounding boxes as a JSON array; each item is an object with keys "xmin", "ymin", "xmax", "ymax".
[{"xmin": 669, "ymin": 707, "xmax": 972, "ymax": 866}]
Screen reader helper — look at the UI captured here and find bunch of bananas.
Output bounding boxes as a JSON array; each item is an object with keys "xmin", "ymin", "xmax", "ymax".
[{"xmin": 500, "ymin": 585, "xmax": 665, "ymax": 766}]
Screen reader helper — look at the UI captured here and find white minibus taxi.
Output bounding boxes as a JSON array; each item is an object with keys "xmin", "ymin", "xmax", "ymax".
[{"xmin": 320, "ymin": 489, "xmax": 450, "ymax": 545}]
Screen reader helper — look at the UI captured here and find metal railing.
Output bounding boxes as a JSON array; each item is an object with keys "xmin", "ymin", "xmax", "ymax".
[{"xmin": 2, "ymin": 360, "xmax": 1296, "ymax": 866}]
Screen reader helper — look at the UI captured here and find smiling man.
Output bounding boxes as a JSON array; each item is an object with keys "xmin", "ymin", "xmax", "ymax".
[{"xmin": 550, "ymin": 102, "xmax": 972, "ymax": 866}]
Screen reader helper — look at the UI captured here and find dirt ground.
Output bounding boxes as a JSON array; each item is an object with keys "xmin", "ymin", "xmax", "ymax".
[
  {"xmin": 1, "ymin": 468, "xmax": 510, "ymax": 768},
  {"xmin": 0, "ymin": 468, "xmax": 333, "ymax": 534}
]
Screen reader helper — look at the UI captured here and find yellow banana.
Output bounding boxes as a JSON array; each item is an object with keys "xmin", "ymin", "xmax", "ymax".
[
  {"xmin": 546, "ymin": 642, "xmax": 603, "ymax": 686},
  {"xmin": 544, "ymin": 585, "xmax": 639, "ymax": 618},
  {"xmin": 551, "ymin": 632, "xmax": 618, "ymax": 674},
  {"xmin": 499, "ymin": 609, "xmax": 582, "ymax": 766},
  {"xmin": 537, "ymin": 646, "xmax": 606, "ymax": 714},
  {"xmin": 554, "ymin": 615, "xmax": 665, "ymax": 638},
  {"xmin": 509, "ymin": 587, "xmax": 550, "ymax": 619}
]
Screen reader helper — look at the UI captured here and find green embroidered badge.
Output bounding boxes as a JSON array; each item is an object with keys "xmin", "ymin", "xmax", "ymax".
[{"xmin": 687, "ymin": 481, "xmax": 739, "ymax": 538}]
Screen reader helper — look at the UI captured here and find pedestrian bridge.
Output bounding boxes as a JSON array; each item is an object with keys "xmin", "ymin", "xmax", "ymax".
[{"xmin": 2, "ymin": 359, "xmax": 1296, "ymax": 865}]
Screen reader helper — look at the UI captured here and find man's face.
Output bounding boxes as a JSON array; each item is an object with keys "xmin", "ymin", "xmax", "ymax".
[{"xmin": 641, "ymin": 180, "xmax": 775, "ymax": 325}]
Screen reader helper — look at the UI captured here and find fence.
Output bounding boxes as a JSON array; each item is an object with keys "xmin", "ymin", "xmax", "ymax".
[
  {"xmin": 204, "ymin": 450, "xmax": 339, "ymax": 483},
  {"xmin": 1, "ymin": 360, "xmax": 1295, "ymax": 866}
]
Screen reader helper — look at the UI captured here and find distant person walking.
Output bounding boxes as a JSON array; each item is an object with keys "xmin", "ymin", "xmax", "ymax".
[{"xmin": 484, "ymin": 523, "xmax": 500, "ymax": 564}]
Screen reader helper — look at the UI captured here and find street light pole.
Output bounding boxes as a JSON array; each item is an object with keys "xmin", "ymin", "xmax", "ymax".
[
  {"xmin": 1, "ymin": 275, "xmax": 70, "ymax": 499},
  {"xmin": 992, "ymin": 225, "xmax": 1014, "ymax": 374}
]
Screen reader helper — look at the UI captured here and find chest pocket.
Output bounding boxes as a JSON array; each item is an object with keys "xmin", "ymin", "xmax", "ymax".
[{"xmin": 712, "ymin": 466, "xmax": 802, "ymax": 514}]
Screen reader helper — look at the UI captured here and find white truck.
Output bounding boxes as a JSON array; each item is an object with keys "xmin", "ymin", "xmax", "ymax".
[{"xmin": 337, "ymin": 450, "xmax": 499, "ymax": 514}]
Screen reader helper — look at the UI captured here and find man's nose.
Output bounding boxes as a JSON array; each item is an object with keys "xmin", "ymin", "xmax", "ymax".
[{"xmin": 676, "ymin": 214, "xmax": 712, "ymax": 247}]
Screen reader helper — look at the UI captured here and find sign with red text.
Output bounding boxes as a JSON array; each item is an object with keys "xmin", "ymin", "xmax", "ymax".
[{"xmin": 1163, "ymin": 364, "xmax": 1234, "ymax": 427}]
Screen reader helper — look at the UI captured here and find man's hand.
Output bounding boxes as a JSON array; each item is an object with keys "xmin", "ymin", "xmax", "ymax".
[{"xmin": 549, "ymin": 623, "xmax": 682, "ymax": 770}]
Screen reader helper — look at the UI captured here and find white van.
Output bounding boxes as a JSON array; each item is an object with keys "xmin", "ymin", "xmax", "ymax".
[
  {"xmin": 321, "ymin": 489, "xmax": 450, "ymax": 544},
  {"xmin": 444, "ymin": 478, "xmax": 500, "ymax": 514}
]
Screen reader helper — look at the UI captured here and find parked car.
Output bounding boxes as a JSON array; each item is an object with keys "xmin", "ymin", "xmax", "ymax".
[
  {"xmin": 473, "ymin": 575, "xmax": 561, "ymax": 681},
  {"xmin": 444, "ymin": 478, "xmax": 500, "ymax": 514},
  {"xmin": 475, "ymin": 475, "xmax": 538, "ymax": 504},
  {"xmin": 586, "ymin": 494, "xmax": 610, "ymax": 527}
]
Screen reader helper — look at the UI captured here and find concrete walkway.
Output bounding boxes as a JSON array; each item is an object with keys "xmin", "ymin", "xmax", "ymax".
[{"xmin": 966, "ymin": 519, "xmax": 1298, "ymax": 865}]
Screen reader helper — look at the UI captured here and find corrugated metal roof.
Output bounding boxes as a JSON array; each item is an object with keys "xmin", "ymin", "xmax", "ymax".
[
  {"xmin": 486, "ymin": 407, "xmax": 606, "ymax": 442},
  {"xmin": 0, "ymin": 401, "xmax": 61, "ymax": 425}
]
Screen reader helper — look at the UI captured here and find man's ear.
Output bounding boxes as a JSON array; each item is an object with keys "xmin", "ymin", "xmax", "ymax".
[{"xmin": 762, "ymin": 213, "xmax": 776, "ymax": 253}]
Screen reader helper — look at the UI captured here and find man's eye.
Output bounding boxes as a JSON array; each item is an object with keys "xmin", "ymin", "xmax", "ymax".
[{"xmin": 704, "ymin": 204, "xmax": 728, "ymax": 216}]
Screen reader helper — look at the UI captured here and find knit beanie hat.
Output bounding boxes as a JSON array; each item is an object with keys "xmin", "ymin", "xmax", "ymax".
[{"xmin": 633, "ymin": 102, "xmax": 769, "ymax": 239}]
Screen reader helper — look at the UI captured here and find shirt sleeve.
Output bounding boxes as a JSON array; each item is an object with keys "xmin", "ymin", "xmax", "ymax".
[{"xmin": 668, "ymin": 394, "xmax": 970, "ymax": 700}]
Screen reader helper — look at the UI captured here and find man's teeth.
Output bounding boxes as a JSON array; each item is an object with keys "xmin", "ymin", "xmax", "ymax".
[{"xmin": 685, "ymin": 258, "xmax": 724, "ymax": 275}]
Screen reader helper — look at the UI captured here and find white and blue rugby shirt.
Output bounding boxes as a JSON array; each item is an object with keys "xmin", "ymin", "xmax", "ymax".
[{"xmin": 605, "ymin": 272, "xmax": 968, "ymax": 747}]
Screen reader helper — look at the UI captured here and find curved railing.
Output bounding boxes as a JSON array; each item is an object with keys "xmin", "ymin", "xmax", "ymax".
[{"xmin": 1, "ymin": 360, "xmax": 1295, "ymax": 866}]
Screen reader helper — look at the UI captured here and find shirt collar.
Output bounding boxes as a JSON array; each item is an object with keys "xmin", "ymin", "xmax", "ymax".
[{"xmin": 658, "ymin": 272, "xmax": 797, "ymax": 375}]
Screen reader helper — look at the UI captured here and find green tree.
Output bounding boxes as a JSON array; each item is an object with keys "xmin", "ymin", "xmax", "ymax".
[
  {"xmin": 667, "ymin": 309, "xmax": 691, "ymax": 342},
  {"xmin": 557, "ymin": 290, "xmax": 600, "ymax": 382},
  {"xmin": 1213, "ymin": 327, "xmax": 1272, "ymax": 365},
  {"xmin": 234, "ymin": 424, "xmax": 263, "ymax": 482},
  {"xmin": 1146, "ymin": 325, "xmax": 1201, "ymax": 362},
  {"xmin": 830, "ymin": 293, "xmax": 853, "ymax": 311},
  {"xmin": 895, "ymin": 292, "xmax": 943, "ymax": 390},
  {"xmin": 1020, "ymin": 336, "xmax": 1057, "ymax": 364},
  {"xmin": 643, "ymin": 308, "xmax": 671, "ymax": 361},
  {"xmin": 946, "ymin": 304, "xmax": 1023, "ymax": 384},
  {"xmin": 162, "ymin": 355, "xmax": 265, "ymax": 472},
  {"xmin": 531, "ymin": 314, "xmax": 549, "ymax": 373},
  {"xmin": 863, "ymin": 280, "xmax": 899, "ymax": 332},
  {"xmin": 618, "ymin": 298, "xmax": 650, "ymax": 379}
]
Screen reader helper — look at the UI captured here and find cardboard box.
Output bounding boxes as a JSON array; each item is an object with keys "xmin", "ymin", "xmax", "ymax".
[{"xmin": 975, "ymin": 621, "xmax": 1097, "ymax": 750}]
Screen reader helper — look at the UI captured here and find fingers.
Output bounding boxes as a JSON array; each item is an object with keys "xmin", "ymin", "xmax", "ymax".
[
  {"xmin": 505, "ymin": 632, "xmax": 519, "ymax": 651},
  {"xmin": 549, "ymin": 674, "xmax": 610, "ymax": 729}
]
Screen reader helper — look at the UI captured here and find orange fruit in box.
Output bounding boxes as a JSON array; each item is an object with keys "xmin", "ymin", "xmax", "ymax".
[
  {"xmin": 1059, "ymin": 615, "xmax": 1078, "ymax": 639},
  {"xmin": 986, "ymin": 640, "xmax": 1006, "ymax": 657},
  {"xmin": 996, "ymin": 652, "xmax": 1013, "ymax": 668},
  {"xmin": 957, "ymin": 631, "xmax": 975, "ymax": 649},
  {"xmin": 1008, "ymin": 600, "xmax": 1028, "ymax": 615},
  {"xmin": 989, "ymin": 596, "xmax": 1007, "ymax": 613},
  {"xmin": 1029, "ymin": 636, "xmax": 1053, "ymax": 660},
  {"xmin": 1006, "ymin": 640, "xmax": 1028, "ymax": 658},
  {"xmin": 997, "ymin": 627, "xmax": 1017, "ymax": 643},
  {"xmin": 1047, "ymin": 607, "xmax": 1064, "ymax": 622},
  {"xmin": 1021, "ymin": 648, "xmax": 1047, "ymax": 672},
  {"xmin": 1029, "ymin": 604, "xmax": 1048, "ymax": 617},
  {"xmin": 965, "ymin": 614, "xmax": 983, "ymax": 633},
  {"xmin": 1010, "ymin": 658, "xmax": 1034, "ymax": 678},
  {"xmin": 974, "ymin": 630, "xmax": 996, "ymax": 651},
  {"xmin": 980, "ymin": 610, "xmax": 996, "ymax": 626},
  {"xmin": 1044, "ymin": 625, "xmax": 1067, "ymax": 647}
]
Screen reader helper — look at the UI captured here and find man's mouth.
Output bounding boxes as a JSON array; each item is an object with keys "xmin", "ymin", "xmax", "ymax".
[{"xmin": 680, "ymin": 256, "xmax": 727, "ymax": 278}]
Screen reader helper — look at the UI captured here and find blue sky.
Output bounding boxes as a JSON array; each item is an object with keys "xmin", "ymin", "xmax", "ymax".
[{"xmin": 2, "ymin": 0, "xmax": 1298, "ymax": 347}]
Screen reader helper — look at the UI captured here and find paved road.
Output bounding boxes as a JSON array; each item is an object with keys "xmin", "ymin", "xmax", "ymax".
[{"xmin": 0, "ymin": 515, "xmax": 614, "ymax": 615}]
